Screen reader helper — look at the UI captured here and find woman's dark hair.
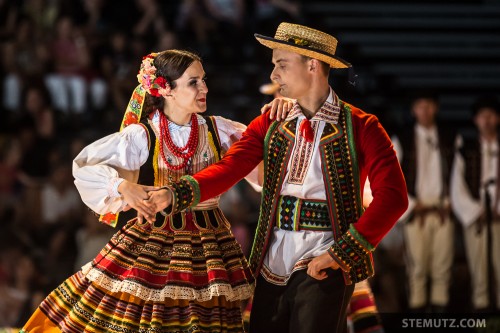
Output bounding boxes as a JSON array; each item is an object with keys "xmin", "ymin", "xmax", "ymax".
[{"xmin": 143, "ymin": 49, "xmax": 201, "ymax": 119}]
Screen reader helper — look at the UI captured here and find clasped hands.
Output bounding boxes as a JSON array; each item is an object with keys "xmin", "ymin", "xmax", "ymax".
[{"xmin": 117, "ymin": 181, "xmax": 173, "ymax": 224}]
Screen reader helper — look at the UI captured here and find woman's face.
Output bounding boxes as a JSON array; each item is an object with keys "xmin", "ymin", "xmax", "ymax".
[{"xmin": 168, "ymin": 61, "xmax": 208, "ymax": 115}]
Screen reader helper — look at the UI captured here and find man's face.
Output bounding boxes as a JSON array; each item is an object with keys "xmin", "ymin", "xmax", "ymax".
[
  {"xmin": 411, "ymin": 98, "xmax": 438, "ymax": 127},
  {"xmin": 270, "ymin": 49, "xmax": 311, "ymax": 99},
  {"xmin": 474, "ymin": 107, "xmax": 499, "ymax": 136}
]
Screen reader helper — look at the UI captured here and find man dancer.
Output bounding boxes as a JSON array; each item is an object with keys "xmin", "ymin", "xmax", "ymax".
[
  {"xmin": 392, "ymin": 94, "xmax": 456, "ymax": 313},
  {"xmin": 451, "ymin": 96, "xmax": 500, "ymax": 312},
  {"xmin": 148, "ymin": 23, "xmax": 408, "ymax": 332}
]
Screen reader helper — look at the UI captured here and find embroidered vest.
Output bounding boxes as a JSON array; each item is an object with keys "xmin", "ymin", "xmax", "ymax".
[
  {"xmin": 113, "ymin": 116, "xmax": 222, "ymax": 226},
  {"xmin": 249, "ymin": 101, "xmax": 370, "ymax": 284},
  {"xmin": 398, "ymin": 123, "xmax": 455, "ymax": 199},
  {"xmin": 458, "ymin": 135, "xmax": 483, "ymax": 200}
]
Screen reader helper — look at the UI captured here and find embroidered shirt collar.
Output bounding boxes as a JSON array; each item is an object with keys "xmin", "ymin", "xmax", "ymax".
[
  {"xmin": 284, "ymin": 88, "xmax": 340, "ymax": 124},
  {"xmin": 152, "ymin": 110, "xmax": 206, "ymax": 132}
]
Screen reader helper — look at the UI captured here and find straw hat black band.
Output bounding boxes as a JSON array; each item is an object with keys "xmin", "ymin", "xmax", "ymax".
[
  {"xmin": 254, "ymin": 22, "xmax": 352, "ymax": 69},
  {"xmin": 254, "ymin": 33, "xmax": 351, "ymax": 68}
]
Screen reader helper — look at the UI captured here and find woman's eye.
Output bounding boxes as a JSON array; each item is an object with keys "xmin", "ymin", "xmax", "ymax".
[{"xmin": 189, "ymin": 80, "xmax": 197, "ymax": 86}]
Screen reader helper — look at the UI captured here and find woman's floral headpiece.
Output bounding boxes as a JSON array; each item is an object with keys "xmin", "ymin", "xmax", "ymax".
[{"xmin": 137, "ymin": 52, "xmax": 172, "ymax": 98}]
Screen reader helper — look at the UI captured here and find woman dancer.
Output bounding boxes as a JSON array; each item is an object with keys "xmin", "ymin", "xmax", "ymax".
[{"xmin": 21, "ymin": 49, "xmax": 290, "ymax": 333}]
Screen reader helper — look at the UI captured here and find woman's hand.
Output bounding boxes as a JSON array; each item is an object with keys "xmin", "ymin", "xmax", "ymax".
[
  {"xmin": 261, "ymin": 98, "xmax": 296, "ymax": 121},
  {"xmin": 118, "ymin": 180, "xmax": 159, "ymax": 221},
  {"xmin": 137, "ymin": 188, "xmax": 172, "ymax": 224}
]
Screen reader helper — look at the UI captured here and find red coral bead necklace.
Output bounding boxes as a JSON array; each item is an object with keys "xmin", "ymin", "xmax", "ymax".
[{"xmin": 159, "ymin": 111, "xmax": 199, "ymax": 171}]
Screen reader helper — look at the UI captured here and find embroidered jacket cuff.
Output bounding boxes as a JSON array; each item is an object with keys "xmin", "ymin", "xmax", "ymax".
[
  {"xmin": 165, "ymin": 175, "xmax": 201, "ymax": 214},
  {"xmin": 327, "ymin": 248, "xmax": 350, "ymax": 272},
  {"xmin": 328, "ymin": 224, "xmax": 375, "ymax": 274}
]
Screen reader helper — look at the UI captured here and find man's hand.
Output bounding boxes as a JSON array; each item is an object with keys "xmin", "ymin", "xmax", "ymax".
[
  {"xmin": 148, "ymin": 188, "xmax": 172, "ymax": 213},
  {"xmin": 260, "ymin": 98, "xmax": 295, "ymax": 121},
  {"xmin": 307, "ymin": 251, "xmax": 340, "ymax": 280},
  {"xmin": 118, "ymin": 180, "xmax": 159, "ymax": 221},
  {"xmin": 137, "ymin": 188, "xmax": 173, "ymax": 224}
]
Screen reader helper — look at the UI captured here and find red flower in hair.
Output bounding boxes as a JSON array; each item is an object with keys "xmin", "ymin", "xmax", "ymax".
[
  {"xmin": 155, "ymin": 76, "xmax": 167, "ymax": 88},
  {"xmin": 149, "ymin": 88, "xmax": 160, "ymax": 97}
]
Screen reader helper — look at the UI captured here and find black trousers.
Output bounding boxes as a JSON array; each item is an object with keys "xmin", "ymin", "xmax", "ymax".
[{"xmin": 249, "ymin": 268, "xmax": 355, "ymax": 333}]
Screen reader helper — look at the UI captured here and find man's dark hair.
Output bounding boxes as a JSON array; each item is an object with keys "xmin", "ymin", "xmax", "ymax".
[
  {"xmin": 472, "ymin": 95, "xmax": 500, "ymax": 117},
  {"xmin": 410, "ymin": 91, "xmax": 439, "ymax": 106}
]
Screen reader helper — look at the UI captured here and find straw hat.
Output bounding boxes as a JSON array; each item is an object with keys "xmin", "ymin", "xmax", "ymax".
[
  {"xmin": 255, "ymin": 22, "xmax": 351, "ymax": 69},
  {"xmin": 259, "ymin": 81, "xmax": 280, "ymax": 95}
]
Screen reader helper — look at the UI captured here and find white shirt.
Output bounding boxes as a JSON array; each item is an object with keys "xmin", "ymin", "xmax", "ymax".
[
  {"xmin": 262, "ymin": 89, "xmax": 339, "ymax": 285},
  {"xmin": 451, "ymin": 136, "xmax": 499, "ymax": 228},
  {"xmin": 73, "ymin": 112, "xmax": 248, "ymax": 214},
  {"xmin": 392, "ymin": 124, "xmax": 445, "ymax": 221}
]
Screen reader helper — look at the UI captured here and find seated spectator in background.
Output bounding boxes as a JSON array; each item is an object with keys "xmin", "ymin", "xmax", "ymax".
[
  {"xmin": 254, "ymin": 0, "xmax": 302, "ymax": 34},
  {"xmin": 100, "ymin": 30, "xmax": 137, "ymax": 114},
  {"xmin": 81, "ymin": 0, "xmax": 112, "ymax": 48},
  {"xmin": 15, "ymin": 123, "xmax": 52, "ymax": 185},
  {"xmin": 0, "ymin": 251, "xmax": 46, "ymax": 328},
  {"xmin": 0, "ymin": 0, "xmax": 19, "ymax": 41},
  {"xmin": 21, "ymin": 84, "xmax": 56, "ymax": 140},
  {"xmin": 451, "ymin": 96, "xmax": 500, "ymax": 312},
  {"xmin": 0, "ymin": 137, "xmax": 23, "ymax": 220},
  {"xmin": 219, "ymin": 184, "xmax": 253, "ymax": 256},
  {"xmin": 155, "ymin": 30, "xmax": 179, "ymax": 52},
  {"xmin": 176, "ymin": 0, "xmax": 244, "ymax": 61},
  {"xmin": 31, "ymin": 162, "xmax": 82, "ymax": 282},
  {"xmin": 2, "ymin": 16, "xmax": 49, "ymax": 112},
  {"xmin": 13, "ymin": 89, "xmax": 57, "ymax": 185},
  {"xmin": 40, "ymin": 163, "xmax": 81, "ymax": 228},
  {"xmin": 203, "ymin": 0, "xmax": 245, "ymax": 30},
  {"xmin": 73, "ymin": 209, "xmax": 115, "ymax": 272},
  {"xmin": 133, "ymin": 0, "xmax": 168, "ymax": 48},
  {"xmin": 44, "ymin": 15, "xmax": 107, "ymax": 117},
  {"xmin": 21, "ymin": 0, "xmax": 59, "ymax": 38}
]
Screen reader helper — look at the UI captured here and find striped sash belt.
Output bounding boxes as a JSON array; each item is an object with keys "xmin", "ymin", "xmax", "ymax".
[{"xmin": 276, "ymin": 195, "xmax": 331, "ymax": 232}]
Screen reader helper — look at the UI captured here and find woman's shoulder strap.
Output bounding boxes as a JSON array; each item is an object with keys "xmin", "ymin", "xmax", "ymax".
[
  {"xmin": 137, "ymin": 119, "xmax": 156, "ymax": 185},
  {"xmin": 204, "ymin": 115, "xmax": 222, "ymax": 161}
]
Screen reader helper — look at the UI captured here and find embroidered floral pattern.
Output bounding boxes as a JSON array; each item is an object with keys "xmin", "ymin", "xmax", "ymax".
[
  {"xmin": 137, "ymin": 53, "xmax": 172, "ymax": 98},
  {"xmin": 288, "ymin": 120, "xmax": 319, "ymax": 184}
]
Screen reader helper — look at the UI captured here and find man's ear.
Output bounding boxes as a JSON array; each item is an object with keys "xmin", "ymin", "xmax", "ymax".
[{"xmin": 309, "ymin": 58, "xmax": 319, "ymax": 73}]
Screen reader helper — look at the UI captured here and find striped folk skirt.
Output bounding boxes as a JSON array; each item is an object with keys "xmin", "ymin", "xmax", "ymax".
[{"xmin": 21, "ymin": 208, "xmax": 254, "ymax": 333}]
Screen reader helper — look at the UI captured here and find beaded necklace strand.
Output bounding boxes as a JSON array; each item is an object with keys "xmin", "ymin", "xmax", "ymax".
[{"xmin": 159, "ymin": 112, "xmax": 199, "ymax": 170}]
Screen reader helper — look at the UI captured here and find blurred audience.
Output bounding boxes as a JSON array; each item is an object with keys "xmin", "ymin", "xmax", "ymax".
[
  {"xmin": 74, "ymin": 209, "xmax": 115, "ymax": 271},
  {"xmin": 2, "ymin": 16, "xmax": 49, "ymax": 112}
]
